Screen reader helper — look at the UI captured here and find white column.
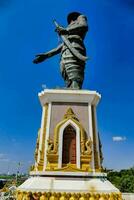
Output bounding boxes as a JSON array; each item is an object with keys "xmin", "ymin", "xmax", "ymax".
[
  {"xmin": 43, "ymin": 103, "xmax": 52, "ymax": 170},
  {"xmin": 76, "ymin": 126, "xmax": 80, "ymax": 169},
  {"xmin": 88, "ymin": 104, "xmax": 95, "ymax": 171},
  {"xmin": 37, "ymin": 106, "xmax": 46, "ymax": 165}
]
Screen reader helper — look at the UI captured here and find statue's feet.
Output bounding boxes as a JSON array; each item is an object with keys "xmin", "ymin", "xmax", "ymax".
[{"xmin": 70, "ymin": 81, "xmax": 81, "ymax": 90}]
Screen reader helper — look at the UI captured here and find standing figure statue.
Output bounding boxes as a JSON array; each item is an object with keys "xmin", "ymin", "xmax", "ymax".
[{"xmin": 33, "ymin": 12, "xmax": 88, "ymax": 89}]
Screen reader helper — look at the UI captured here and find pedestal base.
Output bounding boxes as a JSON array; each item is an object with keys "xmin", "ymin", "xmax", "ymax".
[
  {"xmin": 17, "ymin": 89, "xmax": 122, "ymax": 199},
  {"xmin": 17, "ymin": 173, "xmax": 122, "ymax": 200}
]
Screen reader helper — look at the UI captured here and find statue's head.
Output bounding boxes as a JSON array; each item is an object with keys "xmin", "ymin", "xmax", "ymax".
[{"xmin": 67, "ymin": 12, "xmax": 81, "ymax": 24}]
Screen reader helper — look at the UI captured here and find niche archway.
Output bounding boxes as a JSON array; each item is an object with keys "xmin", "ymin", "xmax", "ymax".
[
  {"xmin": 62, "ymin": 125, "xmax": 76, "ymax": 167},
  {"xmin": 58, "ymin": 119, "xmax": 81, "ymax": 168}
]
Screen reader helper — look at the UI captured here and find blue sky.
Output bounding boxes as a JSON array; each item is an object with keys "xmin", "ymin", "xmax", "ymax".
[{"xmin": 0, "ymin": 0, "xmax": 134, "ymax": 173}]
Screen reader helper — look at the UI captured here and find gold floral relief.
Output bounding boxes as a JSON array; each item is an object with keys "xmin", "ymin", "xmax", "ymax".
[{"xmin": 16, "ymin": 191, "xmax": 122, "ymax": 200}]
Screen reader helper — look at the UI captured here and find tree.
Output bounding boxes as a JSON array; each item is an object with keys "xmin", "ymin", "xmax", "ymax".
[{"xmin": 107, "ymin": 167, "xmax": 134, "ymax": 193}]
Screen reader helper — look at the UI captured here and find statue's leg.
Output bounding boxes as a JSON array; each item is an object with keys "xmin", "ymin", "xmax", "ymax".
[
  {"xmin": 61, "ymin": 47, "xmax": 85, "ymax": 89},
  {"xmin": 70, "ymin": 80, "xmax": 82, "ymax": 89}
]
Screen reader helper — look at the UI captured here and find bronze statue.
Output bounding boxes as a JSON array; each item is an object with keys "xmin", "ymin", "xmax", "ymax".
[{"xmin": 33, "ymin": 12, "xmax": 88, "ymax": 89}]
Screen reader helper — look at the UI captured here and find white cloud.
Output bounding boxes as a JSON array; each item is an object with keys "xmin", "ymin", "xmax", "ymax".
[{"xmin": 112, "ymin": 136, "xmax": 126, "ymax": 142}]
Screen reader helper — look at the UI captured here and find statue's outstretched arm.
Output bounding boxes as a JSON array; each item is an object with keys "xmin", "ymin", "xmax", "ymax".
[{"xmin": 33, "ymin": 43, "xmax": 63, "ymax": 64}]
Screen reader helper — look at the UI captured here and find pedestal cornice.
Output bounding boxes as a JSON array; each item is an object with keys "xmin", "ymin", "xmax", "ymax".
[{"xmin": 38, "ymin": 89, "xmax": 101, "ymax": 107}]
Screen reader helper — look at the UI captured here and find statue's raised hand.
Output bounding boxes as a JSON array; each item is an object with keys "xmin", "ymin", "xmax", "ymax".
[
  {"xmin": 55, "ymin": 26, "xmax": 67, "ymax": 35},
  {"xmin": 33, "ymin": 53, "xmax": 48, "ymax": 64}
]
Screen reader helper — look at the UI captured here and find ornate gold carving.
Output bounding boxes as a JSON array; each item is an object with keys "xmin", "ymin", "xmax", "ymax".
[
  {"xmin": 64, "ymin": 108, "xmax": 78, "ymax": 121},
  {"xmin": 40, "ymin": 193, "xmax": 47, "ymax": 200},
  {"xmin": 49, "ymin": 193, "xmax": 59, "ymax": 200},
  {"xmin": 47, "ymin": 139, "xmax": 58, "ymax": 154},
  {"xmin": 46, "ymin": 138, "xmax": 59, "ymax": 170},
  {"xmin": 81, "ymin": 138, "xmax": 92, "ymax": 156},
  {"xmin": 60, "ymin": 192, "xmax": 68, "ymax": 200},
  {"xmin": 89, "ymin": 194, "xmax": 95, "ymax": 200},
  {"xmin": 25, "ymin": 192, "xmax": 33, "ymax": 200},
  {"xmin": 85, "ymin": 140, "xmax": 92, "ymax": 155},
  {"xmin": 47, "ymin": 139, "xmax": 54, "ymax": 153},
  {"xmin": 29, "ymin": 165, "xmax": 35, "ymax": 171},
  {"xmin": 46, "ymin": 155, "xmax": 58, "ymax": 170},
  {"xmin": 38, "ymin": 104, "xmax": 49, "ymax": 170},
  {"xmin": 46, "ymin": 107, "xmax": 92, "ymax": 171},
  {"xmin": 80, "ymin": 138, "xmax": 92, "ymax": 171},
  {"xmin": 79, "ymin": 194, "xmax": 87, "ymax": 200},
  {"xmin": 54, "ymin": 107, "xmax": 86, "ymax": 144},
  {"xmin": 16, "ymin": 191, "xmax": 23, "ymax": 200},
  {"xmin": 51, "ymin": 163, "xmax": 85, "ymax": 172},
  {"xmin": 16, "ymin": 191, "xmax": 122, "ymax": 200},
  {"xmin": 32, "ymin": 103, "xmax": 49, "ymax": 171},
  {"xmin": 34, "ymin": 128, "xmax": 41, "ymax": 163}
]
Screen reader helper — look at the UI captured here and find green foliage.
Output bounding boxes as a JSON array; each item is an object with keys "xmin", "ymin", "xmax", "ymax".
[
  {"xmin": 107, "ymin": 167, "xmax": 134, "ymax": 193},
  {"xmin": 0, "ymin": 174, "xmax": 16, "ymax": 180},
  {"xmin": 0, "ymin": 180, "xmax": 4, "ymax": 189},
  {"xmin": 0, "ymin": 174, "xmax": 27, "ymax": 189}
]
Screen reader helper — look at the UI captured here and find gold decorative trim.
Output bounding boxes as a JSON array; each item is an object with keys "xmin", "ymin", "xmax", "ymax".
[
  {"xmin": 16, "ymin": 190, "xmax": 122, "ymax": 200},
  {"xmin": 54, "ymin": 107, "xmax": 86, "ymax": 144},
  {"xmin": 47, "ymin": 163, "xmax": 92, "ymax": 172},
  {"xmin": 38, "ymin": 103, "xmax": 49, "ymax": 170},
  {"xmin": 31, "ymin": 103, "xmax": 49, "ymax": 172},
  {"xmin": 46, "ymin": 107, "xmax": 92, "ymax": 171},
  {"xmin": 34, "ymin": 128, "xmax": 40, "ymax": 163},
  {"xmin": 64, "ymin": 107, "xmax": 79, "ymax": 121}
]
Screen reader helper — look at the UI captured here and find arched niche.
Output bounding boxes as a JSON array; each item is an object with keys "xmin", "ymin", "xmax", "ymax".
[
  {"xmin": 46, "ymin": 108, "xmax": 91, "ymax": 171},
  {"xmin": 58, "ymin": 119, "xmax": 81, "ymax": 168},
  {"xmin": 62, "ymin": 124, "xmax": 76, "ymax": 166}
]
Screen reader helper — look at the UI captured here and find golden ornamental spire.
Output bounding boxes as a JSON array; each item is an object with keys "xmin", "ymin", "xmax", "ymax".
[{"xmin": 64, "ymin": 107, "xmax": 78, "ymax": 121}]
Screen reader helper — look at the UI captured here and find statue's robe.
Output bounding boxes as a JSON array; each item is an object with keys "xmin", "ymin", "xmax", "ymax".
[{"xmin": 60, "ymin": 15, "xmax": 88, "ymax": 88}]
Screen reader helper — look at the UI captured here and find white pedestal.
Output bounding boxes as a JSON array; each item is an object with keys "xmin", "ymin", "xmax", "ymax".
[{"xmin": 17, "ymin": 89, "xmax": 122, "ymax": 200}]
